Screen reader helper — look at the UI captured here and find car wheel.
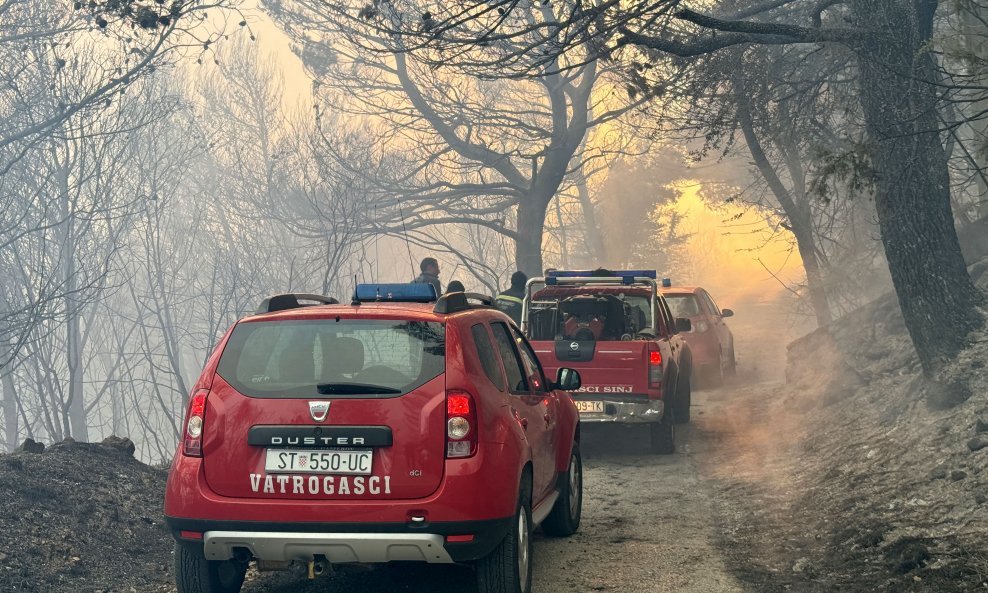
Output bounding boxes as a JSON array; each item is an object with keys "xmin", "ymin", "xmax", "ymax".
[
  {"xmin": 175, "ymin": 542, "xmax": 247, "ymax": 593},
  {"xmin": 477, "ymin": 480, "xmax": 533, "ymax": 593},
  {"xmin": 673, "ymin": 371, "xmax": 691, "ymax": 425},
  {"xmin": 541, "ymin": 443, "xmax": 583, "ymax": 537},
  {"xmin": 649, "ymin": 409, "xmax": 676, "ymax": 455},
  {"xmin": 705, "ymin": 355, "xmax": 724, "ymax": 389},
  {"xmin": 725, "ymin": 347, "xmax": 737, "ymax": 377}
]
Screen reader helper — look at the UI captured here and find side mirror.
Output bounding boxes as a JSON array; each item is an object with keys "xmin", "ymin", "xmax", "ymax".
[
  {"xmin": 675, "ymin": 318, "xmax": 692, "ymax": 333},
  {"xmin": 721, "ymin": 308, "xmax": 734, "ymax": 318},
  {"xmin": 554, "ymin": 367, "xmax": 582, "ymax": 391}
]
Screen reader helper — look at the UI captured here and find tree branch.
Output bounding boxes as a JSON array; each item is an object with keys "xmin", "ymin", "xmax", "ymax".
[{"xmin": 618, "ymin": 7, "xmax": 859, "ymax": 55}]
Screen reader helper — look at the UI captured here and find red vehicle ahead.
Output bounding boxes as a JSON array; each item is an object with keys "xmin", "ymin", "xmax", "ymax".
[
  {"xmin": 521, "ymin": 270, "xmax": 693, "ymax": 454},
  {"xmin": 660, "ymin": 284, "xmax": 736, "ymax": 387},
  {"xmin": 164, "ymin": 285, "xmax": 583, "ymax": 593}
]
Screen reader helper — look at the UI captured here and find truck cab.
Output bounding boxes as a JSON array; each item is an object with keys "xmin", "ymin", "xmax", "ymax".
[{"xmin": 521, "ymin": 270, "xmax": 693, "ymax": 454}]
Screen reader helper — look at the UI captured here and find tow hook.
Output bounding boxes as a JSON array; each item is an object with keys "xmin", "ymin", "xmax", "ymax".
[{"xmin": 307, "ymin": 557, "xmax": 330, "ymax": 579}]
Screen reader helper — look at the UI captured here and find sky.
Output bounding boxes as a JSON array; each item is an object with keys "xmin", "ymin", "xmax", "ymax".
[{"xmin": 242, "ymin": 1, "xmax": 314, "ymax": 109}]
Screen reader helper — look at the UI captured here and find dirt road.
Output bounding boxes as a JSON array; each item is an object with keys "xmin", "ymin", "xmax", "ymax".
[{"xmin": 241, "ymin": 387, "xmax": 752, "ymax": 593}]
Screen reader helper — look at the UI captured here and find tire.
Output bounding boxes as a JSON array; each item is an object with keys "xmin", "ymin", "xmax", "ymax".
[
  {"xmin": 175, "ymin": 542, "xmax": 247, "ymax": 593},
  {"xmin": 705, "ymin": 358, "xmax": 724, "ymax": 388},
  {"xmin": 725, "ymin": 347, "xmax": 737, "ymax": 377},
  {"xmin": 649, "ymin": 409, "xmax": 676, "ymax": 455},
  {"xmin": 673, "ymin": 371, "xmax": 692, "ymax": 425},
  {"xmin": 541, "ymin": 444, "xmax": 583, "ymax": 537},
  {"xmin": 477, "ymin": 482, "xmax": 533, "ymax": 593}
]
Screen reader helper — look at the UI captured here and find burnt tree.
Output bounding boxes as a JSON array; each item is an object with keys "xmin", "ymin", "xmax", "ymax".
[{"xmin": 618, "ymin": 1, "xmax": 985, "ymax": 375}]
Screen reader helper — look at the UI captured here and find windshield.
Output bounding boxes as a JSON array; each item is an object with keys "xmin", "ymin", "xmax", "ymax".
[{"xmin": 216, "ymin": 319, "xmax": 445, "ymax": 398}]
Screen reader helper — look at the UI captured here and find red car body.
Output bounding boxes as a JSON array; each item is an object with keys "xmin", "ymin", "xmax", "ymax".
[
  {"xmin": 659, "ymin": 285, "xmax": 735, "ymax": 385},
  {"xmin": 164, "ymin": 289, "xmax": 583, "ymax": 593}
]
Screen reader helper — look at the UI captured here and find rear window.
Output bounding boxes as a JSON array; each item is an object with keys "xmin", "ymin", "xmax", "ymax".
[
  {"xmin": 527, "ymin": 292, "xmax": 653, "ymax": 341},
  {"xmin": 665, "ymin": 294, "xmax": 702, "ymax": 318},
  {"xmin": 216, "ymin": 319, "xmax": 445, "ymax": 398}
]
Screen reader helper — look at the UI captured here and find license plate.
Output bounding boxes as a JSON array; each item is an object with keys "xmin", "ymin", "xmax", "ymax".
[
  {"xmin": 264, "ymin": 449, "xmax": 373, "ymax": 475},
  {"xmin": 575, "ymin": 401, "xmax": 604, "ymax": 414}
]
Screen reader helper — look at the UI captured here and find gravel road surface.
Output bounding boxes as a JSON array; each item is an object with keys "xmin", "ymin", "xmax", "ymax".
[{"xmin": 241, "ymin": 387, "xmax": 746, "ymax": 593}]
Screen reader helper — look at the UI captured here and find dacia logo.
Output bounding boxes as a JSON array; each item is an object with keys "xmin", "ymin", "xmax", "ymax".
[{"xmin": 309, "ymin": 401, "xmax": 331, "ymax": 422}]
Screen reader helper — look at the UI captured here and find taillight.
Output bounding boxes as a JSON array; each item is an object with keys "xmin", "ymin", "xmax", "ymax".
[
  {"xmin": 183, "ymin": 389, "xmax": 209, "ymax": 457},
  {"xmin": 648, "ymin": 348, "xmax": 663, "ymax": 389},
  {"xmin": 446, "ymin": 391, "xmax": 477, "ymax": 458}
]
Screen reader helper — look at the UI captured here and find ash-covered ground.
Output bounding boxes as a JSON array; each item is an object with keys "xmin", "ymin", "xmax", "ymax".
[{"xmin": 0, "ymin": 438, "xmax": 173, "ymax": 593}]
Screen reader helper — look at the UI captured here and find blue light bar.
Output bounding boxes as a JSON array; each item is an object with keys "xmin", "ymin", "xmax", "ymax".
[
  {"xmin": 544, "ymin": 269, "xmax": 657, "ymax": 285},
  {"xmin": 353, "ymin": 283, "xmax": 437, "ymax": 303},
  {"xmin": 546, "ymin": 269, "xmax": 657, "ymax": 279}
]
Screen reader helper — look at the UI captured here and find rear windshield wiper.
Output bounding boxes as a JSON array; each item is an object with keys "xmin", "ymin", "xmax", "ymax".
[{"xmin": 316, "ymin": 382, "xmax": 402, "ymax": 395}]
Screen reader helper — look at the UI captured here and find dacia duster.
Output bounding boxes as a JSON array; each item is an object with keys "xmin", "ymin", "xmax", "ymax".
[{"xmin": 164, "ymin": 284, "xmax": 583, "ymax": 593}]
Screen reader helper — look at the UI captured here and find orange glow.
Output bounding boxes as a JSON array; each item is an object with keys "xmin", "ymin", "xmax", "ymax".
[{"xmin": 664, "ymin": 181, "xmax": 805, "ymax": 305}]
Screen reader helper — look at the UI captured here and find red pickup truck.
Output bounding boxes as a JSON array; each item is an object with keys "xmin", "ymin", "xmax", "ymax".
[{"xmin": 521, "ymin": 270, "xmax": 693, "ymax": 454}]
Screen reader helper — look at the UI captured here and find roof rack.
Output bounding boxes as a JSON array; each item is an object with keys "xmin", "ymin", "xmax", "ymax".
[
  {"xmin": 257, "ymin": 293, "xmax": 339, "ymax": 314},
  {"xmin": 433, "ymin": 292, "xmax": 495, "ymax": 314}
]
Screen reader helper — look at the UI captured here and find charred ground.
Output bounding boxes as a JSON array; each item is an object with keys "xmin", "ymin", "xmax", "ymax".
[
  {"xmin": 704, "ymin": 257, "xmax": 988, "ymax": 593},
  {"xmin": 0, "ymin": 438, "xmax": 173, "ymax": 593}
]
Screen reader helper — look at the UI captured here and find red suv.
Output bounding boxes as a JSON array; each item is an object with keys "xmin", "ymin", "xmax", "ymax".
[{"xmin": 164, "ymin": 285, "xmax": 583, "ymax": 593}]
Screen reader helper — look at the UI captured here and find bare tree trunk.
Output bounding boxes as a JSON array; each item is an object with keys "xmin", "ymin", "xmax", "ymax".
[
  {"xmin": 960, "ymin": 2, "xmax": 988, "ymax": 219},
  {"xmin": 554, "ymin": 197, "xmax": 570, "ymax": 268},
  {"xmin": 66, "ymin": 305, "xmax": 87, "ymax": 440},
  {"xmin": 853, "ymin": 0, "xmax": 985, "ymax": 376},
  {"xmin": 58, "ymin": 163, "xmax": 88, "ymax": 441},
  {"xmin": 2, "ymin": 366, "xmax": 18, "ymax": 451},
  {"xmin": 516, "ymin": 197, "xmax": 551, "ymax": 275},
  {"xmin": 738, "ymin": 104, "xmax": 833, "ymax": 326},
  {"xmin": 574, "ymin": 165, "xmax": 606, "ymax": 262},
  {"xmin": 575, "ymin": 182, "xmax": 605, "ymax": 262}
]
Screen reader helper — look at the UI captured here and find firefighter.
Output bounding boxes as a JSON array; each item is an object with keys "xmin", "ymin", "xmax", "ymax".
[
  {"xmin": 412, "ymin": 257, "xmax": 442, "ymax": 296},
  {"xmin": 495, "ymin": 271, "xmax": 528, "ymax": 325}
]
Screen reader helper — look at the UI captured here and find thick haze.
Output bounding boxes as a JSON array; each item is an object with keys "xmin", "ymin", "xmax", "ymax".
[{"xmin": 0, "ymin": 0, "xmax": 985, "ymax": 463}]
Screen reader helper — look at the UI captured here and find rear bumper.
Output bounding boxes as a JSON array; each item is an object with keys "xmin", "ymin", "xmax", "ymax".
[
  {"xmin": 204, "ymin": 531, "xmax": 453, "ymax": 563},
  {"xmin": 578, "ymin": 398, "xmax": 664, "ymax": 423},
  {"xmin": 167, "ymin": 517, "xmax": 512, "ymax": 563},
  {"xmin": 164, "ymin": 443, "xmax": 524, "ymax": 564}
]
